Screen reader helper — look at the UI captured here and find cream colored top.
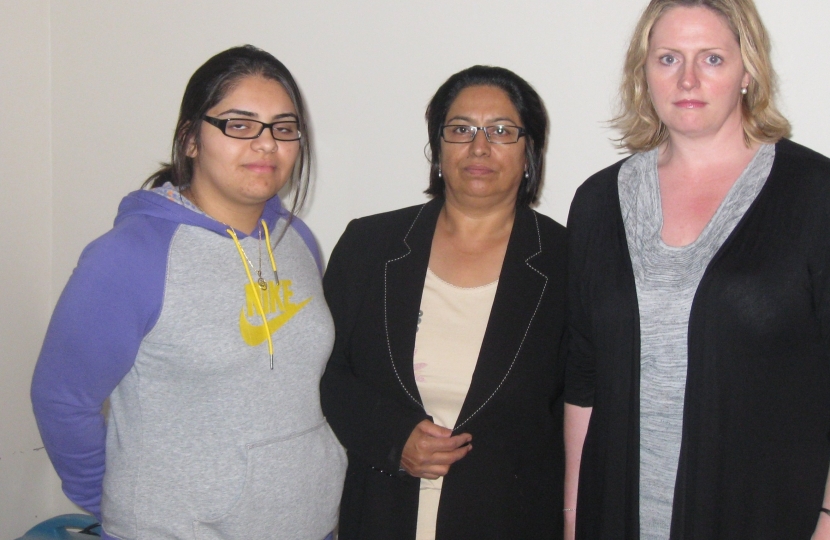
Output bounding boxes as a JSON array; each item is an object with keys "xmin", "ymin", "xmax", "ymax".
[{"xmin": 414, "ymin": 268, "xmax": 498, "ymax": 540}]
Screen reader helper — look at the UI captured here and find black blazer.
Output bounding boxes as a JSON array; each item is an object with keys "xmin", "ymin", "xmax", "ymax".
[{"xmin": 321, "ymin": 198, "xmax": 567, "ymax": 540}]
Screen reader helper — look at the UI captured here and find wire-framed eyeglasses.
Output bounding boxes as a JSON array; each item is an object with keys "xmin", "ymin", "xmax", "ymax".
[
  {"xmin": 441, "ymin": 124, "xmax": 526, "ymax": 144},
  {"xmin": 203, "ymin": 116, "xmax": 302, "ymax": 141}
]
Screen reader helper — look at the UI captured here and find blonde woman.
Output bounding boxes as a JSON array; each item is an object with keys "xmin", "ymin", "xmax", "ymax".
[{"xmin": 564, "ymin": 1, "xmax": 830, "ymax": 538}]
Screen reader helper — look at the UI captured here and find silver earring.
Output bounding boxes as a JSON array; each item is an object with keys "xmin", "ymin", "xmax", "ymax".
[
  {"xmin": 524, "ymin": 170, "xmax": 529, "ymax": 179},
  {"xmin": 438, "ymin": 167, "xmax": 442, "ymax": 178},
  {"xmin": 741, "ymin": 87, "xmax": 748, "ymax": 95}
]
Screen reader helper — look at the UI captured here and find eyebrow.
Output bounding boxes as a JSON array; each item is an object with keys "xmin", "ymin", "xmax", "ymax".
[
  {"xmin": 652, "ymin": 46, "xmax": 728, "ymax": 53},
  {"xmin": 445, "ymin": 115, "xmax": 520, "ymax": 125},
  {"xmin": 213, "ymin": 108, "xmax": 298, "ymax": 121}
]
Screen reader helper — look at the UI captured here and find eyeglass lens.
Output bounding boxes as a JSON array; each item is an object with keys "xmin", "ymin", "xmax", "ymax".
[
  {"xmin": 442, "ymin": 125, "xmax": 522, "ymax": 144},
  {"xmin": 223, "ymin": 119, "xmax": 300, "ymax": 141}
]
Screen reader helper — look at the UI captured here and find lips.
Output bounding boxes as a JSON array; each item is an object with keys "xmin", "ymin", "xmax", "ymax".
[
  {"xmin": 243, "ymin": 161, "xmax": 277, "ymax": 173},
  {"xmin": 464, "ymin": 165, "xmax": 494, "ymax": 175},
  {"xmin": 674, "ymin": 99, "xmax": 706, "ymax": 109}
]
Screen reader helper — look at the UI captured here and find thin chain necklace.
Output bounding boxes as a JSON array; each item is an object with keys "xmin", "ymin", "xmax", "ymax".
[
  {"xmin": 181, "ymin": 187, "xmax": 279, "ymax": 289},
  {"xmin": 181, "ymin": 186, "xmax": 282, "ymax": 369},
  {"xmin": 241, "ymin": 229, "xmax": 267, "ymax": 290}
]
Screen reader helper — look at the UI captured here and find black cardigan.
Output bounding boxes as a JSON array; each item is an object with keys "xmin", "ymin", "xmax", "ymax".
[
  {"xmin": 565, "ymin": 139, "xmax": 830, "ymax": 539},
  {"xmin": 321, "ymin": 198, "xmax": 567, "ymax": 540}
]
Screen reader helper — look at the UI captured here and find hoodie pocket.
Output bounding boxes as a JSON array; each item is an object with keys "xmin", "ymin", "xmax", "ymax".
[{"xmin": 193, "ymin": 421, "xmax": 346, "ymax": 540}]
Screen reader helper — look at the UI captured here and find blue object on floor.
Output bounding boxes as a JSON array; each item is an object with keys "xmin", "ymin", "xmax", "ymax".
[{"xmin": 15, "ymin": 514, "xmax": 101, "ymax": 539}]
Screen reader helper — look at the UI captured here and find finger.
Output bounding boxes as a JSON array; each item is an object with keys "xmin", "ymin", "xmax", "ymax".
[
  {"xmin": 449, "ymin": 432, "xmax": 472, "ymax": 446},
  {"xmin": 415, "ymin": 444, "xmax": 472, "ymax": 470},
  {"xmin": 403, "ymin": 445, "xmax": 472, "ymax": 478},
  {"xmin": 421, "ymin": 433, "xmax": 472, "ymax": 453},
  {"xmin": 433, "ymin": 443, "xmax": 472, "ymax": 465},
  {"xmin": 411, "ymin": 446, "xmax": 472, "ymax": 477}
]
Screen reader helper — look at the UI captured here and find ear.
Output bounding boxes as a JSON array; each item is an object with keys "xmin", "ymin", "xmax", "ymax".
[
  {"xmin": 185, "ymin": 134, "xmax": 198, "ymax": 158},
  {"xmin": 179, "ymin": 121, "xmax": 197, "ymax": 158},
  {"xmin": 741, "ymin": 71, "xmax": 751, "ymax": 91}
]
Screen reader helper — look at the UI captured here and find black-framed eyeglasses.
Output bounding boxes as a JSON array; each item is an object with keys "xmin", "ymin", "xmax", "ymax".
[
  {"xmin": 441, "ymin": 124, "xmax": 526, "ymax": 144},
  {"xmin": 203, "ymin": 116, "xmax": 302, "ymax": 141}
]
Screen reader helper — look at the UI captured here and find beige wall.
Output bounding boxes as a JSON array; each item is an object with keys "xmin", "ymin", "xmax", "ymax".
[
  {"xmin": 45, "ymin": 0, "xmax": 830, "ymax": 278},
  {"xmin": 1, "ymin": 2, "xmax": 82, "ymax": 538},
  {"xmin": 3, "ymin": 1, "xmax": 829, "ymax": 538}
]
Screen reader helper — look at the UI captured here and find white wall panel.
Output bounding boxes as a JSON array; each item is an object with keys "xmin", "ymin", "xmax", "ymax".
[{"xmin": 1, "ymin": 2, "xmax": 80, "ymax": 538}]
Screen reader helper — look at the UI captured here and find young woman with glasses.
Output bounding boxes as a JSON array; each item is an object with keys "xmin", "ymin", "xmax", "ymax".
[
  {"xmin": 320, "ymin": 65, "xmax": 567, "ymax": 540},
  {"xmin": 31, "ymin": 45, "xmax": 345, "ymax": 540}
]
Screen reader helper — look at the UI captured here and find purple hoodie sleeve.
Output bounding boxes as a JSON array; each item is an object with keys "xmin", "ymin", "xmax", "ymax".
[
  {"xmin": 31, "ymin": 215, "xmax": 174, "ymax": 519},
  {"xmin": 289, "ymin": 216, "xmax": 324, "ymax": 275}
]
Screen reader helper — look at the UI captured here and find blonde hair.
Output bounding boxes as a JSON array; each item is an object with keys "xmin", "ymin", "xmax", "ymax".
[{"xmin": 612, "ymin": 0, "xmax": 791, "ymax": 152}]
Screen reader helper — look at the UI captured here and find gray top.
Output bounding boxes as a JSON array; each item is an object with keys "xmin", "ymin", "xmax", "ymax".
[
  {"xmin": 101, "ymin": 194, "xmax": 346, "ymax": 540},
  {"xmin": 618, "ymin": 144, "xmax": 774, "ymax": 539}
]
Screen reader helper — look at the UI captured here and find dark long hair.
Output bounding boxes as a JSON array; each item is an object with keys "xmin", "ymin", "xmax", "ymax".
[
  {"xmin": 144, "ymin": 45, "xmax": 312, "ymax": 216},
  {"xmin": 424, "ymin": 65, "xmax": 548, "ymax": 207}
]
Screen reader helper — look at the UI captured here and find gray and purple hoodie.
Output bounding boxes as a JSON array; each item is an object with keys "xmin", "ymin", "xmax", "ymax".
[{"xmin": 31, "ymin": 188, "xmax": 346, "ymax": 540}]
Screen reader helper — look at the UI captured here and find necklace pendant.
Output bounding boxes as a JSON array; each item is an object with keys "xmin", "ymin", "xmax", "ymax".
[{"xmin": 258, "ymin": 277, "xmax": 268, "ymax": 290}]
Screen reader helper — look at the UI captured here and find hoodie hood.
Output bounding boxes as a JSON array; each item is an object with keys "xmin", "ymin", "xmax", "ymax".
[{"xmin": 114, "ymin": 190, "xmax": 290, "ymax": 239}]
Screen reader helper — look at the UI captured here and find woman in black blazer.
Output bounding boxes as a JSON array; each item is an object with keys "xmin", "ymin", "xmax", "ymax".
[{"xmin": 321, "ymin": 66, "xmax": 567, "ymax": 540}]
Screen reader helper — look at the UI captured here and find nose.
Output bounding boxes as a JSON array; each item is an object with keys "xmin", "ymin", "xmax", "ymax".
[
  {"xmin": 469, "ymin": 128, "xmax": 491, "ymax": 156},
  {"xmin": 251, "ymin": 128, "xmax": 278, "ymax": 152},
  {"xmin": 679, "ymin": 63, "xmax": 699, "ymax": 91}
]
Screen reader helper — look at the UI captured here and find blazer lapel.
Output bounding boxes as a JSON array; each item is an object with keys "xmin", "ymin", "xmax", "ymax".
[
  {"xmin": 383, "ymin": 198, "xmax": 443, "ymax": 409},
  {"xmin": 454, "ymin": 207, "xmax": 550, "ymax": 430}
]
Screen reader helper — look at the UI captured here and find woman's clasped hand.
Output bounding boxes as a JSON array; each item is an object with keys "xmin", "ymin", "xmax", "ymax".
[{"xmin": 400, "ymin": 420, "xmax": 472, "ymax": 480}]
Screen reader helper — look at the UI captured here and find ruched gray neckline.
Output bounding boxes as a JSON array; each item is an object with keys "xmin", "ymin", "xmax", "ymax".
[{"xmin": 618, "ymin": 143, "xmax": 774, "ymax": 539}]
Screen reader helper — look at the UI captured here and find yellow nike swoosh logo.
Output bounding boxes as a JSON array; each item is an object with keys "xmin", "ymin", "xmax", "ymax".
[{"xmin": 239, "ymin": 296, "xmax": 311, "ymax": 346}]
